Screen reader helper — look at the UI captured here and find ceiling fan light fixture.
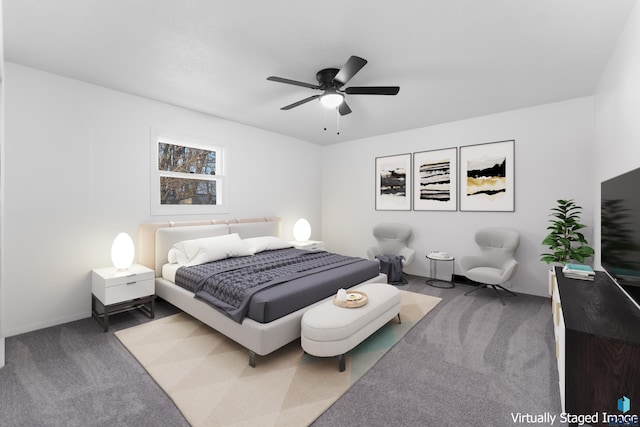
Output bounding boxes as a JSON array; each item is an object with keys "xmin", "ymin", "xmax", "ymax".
[{"xmin": 319, "ymin": 91, "xmax": 344, "ymax": 109}]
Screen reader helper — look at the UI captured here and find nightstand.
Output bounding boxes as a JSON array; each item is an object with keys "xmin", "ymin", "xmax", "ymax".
[
  {"xmin": 91, "ymin": 264, "xmax": 155, "ymax": 332},
  {"xmin": 290, "ymin": 240, "xmax": 325, "ymax": 251}
]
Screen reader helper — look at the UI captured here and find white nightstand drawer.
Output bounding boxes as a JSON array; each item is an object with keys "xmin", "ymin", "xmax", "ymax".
[
  {"xmin": 290, "ymin": 240, "xmax": 325, "ymax": 251},
  {"xmin": 99, "ymin": 271, "xmax": 153, "ymax": 288},
  {"xmin": 92, "ymin": 265, "xmax": 154, "ymax": 287},
  {"xmin": 101, "ymin": 278, "xmax": 154, "ymax": 305}
]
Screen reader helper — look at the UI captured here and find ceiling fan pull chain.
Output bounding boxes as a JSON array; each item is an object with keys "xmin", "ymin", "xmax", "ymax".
[
  {"xmin": 323, "ymin": 108, "xmax": 327, "ymax": 131},
  {"xmin": 336, "ymin": 108, "xmax": 340, "ymax": 135}
]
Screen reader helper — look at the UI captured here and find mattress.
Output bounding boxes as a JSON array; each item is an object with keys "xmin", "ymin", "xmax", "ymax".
[
  {"xmin": 162, "ymin": 249, "xmax": 380, "ymax": 323},
  {"xmin": 162, "ymin": 263, "xmax": 180, "ymax": 284}
]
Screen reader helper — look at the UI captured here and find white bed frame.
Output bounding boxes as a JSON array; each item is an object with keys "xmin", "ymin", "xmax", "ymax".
[{"xmin": 138, "ymin": 217, "xmax": 386, "ymax": 366}]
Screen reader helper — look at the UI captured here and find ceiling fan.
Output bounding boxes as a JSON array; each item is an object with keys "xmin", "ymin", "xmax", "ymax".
[{"xmin": 267, "ymin": 55, "xmax": 399, "ymax": 116}]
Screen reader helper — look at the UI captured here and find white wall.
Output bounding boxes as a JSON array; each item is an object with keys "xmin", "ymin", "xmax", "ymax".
[
  {"xmin": 593, "ymin": 1, "xmax": 640, "ymax": 266},
  {"xmin": 321, "ymin": 97, "xmax": 595, "ymax": 297},
  {"xmin": 3, "ymin": 62, "xmax": 321, "ymax": 336},
  {"xmin": 0, "ymin": 1, "xmax": 5, "ymax": 367}
]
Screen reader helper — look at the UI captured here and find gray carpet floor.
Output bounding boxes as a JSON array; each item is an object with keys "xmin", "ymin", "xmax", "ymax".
[
  {"xmin": 0, "ymin": 300, "xmax": 189, "ymax": 427},
  {"xmin": 0, "ymin": 275, "xmax": 562, "ymax": 426},
  {"xmin": 312, "ymin": 276, "xmax": 564, "ymax": 426}
]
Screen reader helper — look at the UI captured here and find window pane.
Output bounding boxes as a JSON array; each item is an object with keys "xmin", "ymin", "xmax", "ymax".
[
  {"xmin": 158, "ymin": 142, "xmax": 216, "ymax": 175},
  {"xmin": 160, "ymin": 177, "xmax": 217, "ymax": 205}
]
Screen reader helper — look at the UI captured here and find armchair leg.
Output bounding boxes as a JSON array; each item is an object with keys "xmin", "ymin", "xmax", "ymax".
[
  {"xmin": 464, "ymin": 283, "xmax": 517, "ymax": 305},
  {"xmin": 464, "ymin": 284, "xmax": 487, "ymax": 296},
  {"xmin": 491, "ymin": 285, "xmax": 506, "ymax": 306},
  {"xmin": 495, "ymin": 285, "xmax": 517, "ymax": 297}
]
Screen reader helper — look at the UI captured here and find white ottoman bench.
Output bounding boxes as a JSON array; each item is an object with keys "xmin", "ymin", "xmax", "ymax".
[{"xmin": 301, "ymin": 282, "xmax": 401, "ymax": 371}]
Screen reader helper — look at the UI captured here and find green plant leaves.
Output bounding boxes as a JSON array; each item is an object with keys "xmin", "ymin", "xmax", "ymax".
[{"xmin": 540, "ymin": 199, "xmax": 594, "ymax": 265}]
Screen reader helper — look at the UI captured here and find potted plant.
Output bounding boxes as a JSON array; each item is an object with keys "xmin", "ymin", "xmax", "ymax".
[{"xmin": 540, "ymin": 199, "xmax": 595, "ymax": 265}]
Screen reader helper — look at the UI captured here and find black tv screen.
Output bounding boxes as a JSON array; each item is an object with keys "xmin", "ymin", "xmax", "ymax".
[{"xmin": 601, "ymin": 165, "xmax": 640, "ymax": 309}]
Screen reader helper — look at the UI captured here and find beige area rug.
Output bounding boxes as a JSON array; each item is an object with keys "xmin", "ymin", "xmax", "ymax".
[{"xmin": 115, "ymin": 291, "xmax": 441, "ymax": 427}]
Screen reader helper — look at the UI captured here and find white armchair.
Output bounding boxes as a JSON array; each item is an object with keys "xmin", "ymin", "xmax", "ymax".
[
  {"xmin": 459, "ymin": 228, "xmax": 520, "ymax": 305},
  {"xmin": 366, "ymin": 223, "xmax": 416, "ymax": 267}
]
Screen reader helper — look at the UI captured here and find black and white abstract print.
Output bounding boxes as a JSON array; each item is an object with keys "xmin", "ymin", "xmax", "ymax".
[
  {"xmin": 413, "ymin": 148, "xmax": 457, "ymax": 211},
  {"xmin": 376, "ymin": 153, "xmax": 412, "ymax": 210}
]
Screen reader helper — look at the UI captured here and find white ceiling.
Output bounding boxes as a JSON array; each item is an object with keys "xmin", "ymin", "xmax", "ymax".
[{"xmin": 3, "ymin": 0, "xmax": 636, "ymax": 145}]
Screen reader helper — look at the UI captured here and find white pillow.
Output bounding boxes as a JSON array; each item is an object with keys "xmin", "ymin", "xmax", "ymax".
[
  {"xmin": 167, "ymin": 247, "xmax": 180, "ymax": 264},
  {"xmin": 168, "ymin": 242, "xmax": 195, "ymax": 265},
  {"xmin": 243, "ymin": 236, "xmax": 292, "ymax": 254},
  {"xmin": 169, "ymin": 233, "xmax": 253, "ymax": 266}
]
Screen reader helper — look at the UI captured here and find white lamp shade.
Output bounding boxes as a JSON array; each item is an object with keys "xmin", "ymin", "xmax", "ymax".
[
  {"xmin": 293, "ymin": 218, "xmax": 312, "ymax": 242},
  {"xmin": 111, "ymin": 232, "xmax": 135, "ymax": 270}
]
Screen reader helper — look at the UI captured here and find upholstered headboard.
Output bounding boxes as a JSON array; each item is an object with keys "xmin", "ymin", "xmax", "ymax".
[{"xmin": 138, "ymin": 217, "xmax": 281, "ymax": 277}]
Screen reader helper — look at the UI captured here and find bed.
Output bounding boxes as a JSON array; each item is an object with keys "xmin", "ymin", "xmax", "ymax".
[{"xmin": 138, "ymin": 217, "xmax": 386, "ymax": 366}]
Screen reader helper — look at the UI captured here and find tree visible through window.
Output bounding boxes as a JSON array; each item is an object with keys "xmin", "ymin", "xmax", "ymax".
[
  {"xmin": 151, "ymin": 135, "xmax": 224, "ymax": 214},
  {"xmin": 158, "ymin": 142, "xmax": 218, "ymax": 205}
]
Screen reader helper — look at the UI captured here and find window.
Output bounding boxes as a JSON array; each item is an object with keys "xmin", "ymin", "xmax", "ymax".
[{"xmin": 150, "ymin": 132, "xmax": 226, "ymax": 215}]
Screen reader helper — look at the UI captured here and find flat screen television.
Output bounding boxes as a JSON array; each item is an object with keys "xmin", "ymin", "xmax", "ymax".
[{"xmin": 601, "ymin": 165, "xmax": 640, "ymax": 309}]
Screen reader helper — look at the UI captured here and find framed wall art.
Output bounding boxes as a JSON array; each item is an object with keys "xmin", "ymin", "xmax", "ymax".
[
  {"xmin": 459, "ymin": 140, "xmax": 515, "ymax": 212},
  {"xmin": 375, "ymin": 153, "xmax": 411, "ymax": 211},
  {"xmin": 413, "ymin": 147, "xmax": 457, "ymax": 211}
]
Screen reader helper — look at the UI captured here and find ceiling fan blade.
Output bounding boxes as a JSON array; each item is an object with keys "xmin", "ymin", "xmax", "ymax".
[
  {"xmin": 345, "ymin": 86, "xmax": 400, "ymax": 95},
  {"xmin": 338, "ymin": 101, "xmax": 352, "ymax": 116},
  {"xmin": 333, "ymin": 56, "xmax": 368, "ymax": 86},
  {"xmin": 281, "ymin": 95, "xmax": 320, "ymax": 110},
  {"xmin": 267, "ymin": 76, "xmax": 320, "ymax": 90}
]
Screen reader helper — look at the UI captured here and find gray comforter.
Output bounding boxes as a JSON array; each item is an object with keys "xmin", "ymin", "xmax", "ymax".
[{"xmin": 175, "ymin": 248, "xmax": 364, "ymax": 322}]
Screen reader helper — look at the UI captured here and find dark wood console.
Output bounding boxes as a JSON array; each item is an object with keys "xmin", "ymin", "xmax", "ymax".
[{"xmin": 553, "ymin": 266, "xmax": 640, "ymax": 418}]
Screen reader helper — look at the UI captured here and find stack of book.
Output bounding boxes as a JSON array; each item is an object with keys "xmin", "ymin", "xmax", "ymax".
[{"xmin": 562, "ymin": 263, "xmax": 595, "ymax": 281}]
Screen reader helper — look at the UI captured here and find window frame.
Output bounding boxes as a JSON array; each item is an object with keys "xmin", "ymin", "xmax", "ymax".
[{"xmin": 150, "ymin": 130, "xmax": 227, "ymax": 215}]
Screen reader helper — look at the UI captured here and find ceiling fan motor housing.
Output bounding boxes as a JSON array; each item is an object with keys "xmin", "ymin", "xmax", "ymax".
[{"xmin": 316, "ymin": 68, "xmax": 341, "ymax": 89}]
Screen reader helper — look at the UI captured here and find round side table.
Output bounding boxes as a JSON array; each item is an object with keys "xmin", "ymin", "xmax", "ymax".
[{"xmin": 426, "ymin": 252, "xmax": 455, "ymax": 288}]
